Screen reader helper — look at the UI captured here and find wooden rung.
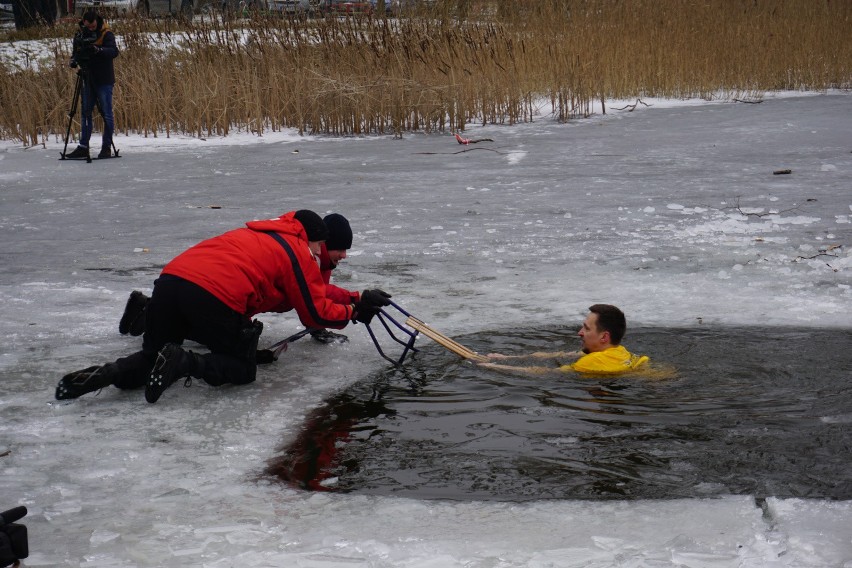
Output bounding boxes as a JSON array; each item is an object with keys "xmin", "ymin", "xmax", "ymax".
[
  {"xmin": 405, "ymin": 317, "xmax": 488, "ymax": 362},
  {"xmin": 406, "ymin": 317, "xmax": 475, "ymax": 356}
]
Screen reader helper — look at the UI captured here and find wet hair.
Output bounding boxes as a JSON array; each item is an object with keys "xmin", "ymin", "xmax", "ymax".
[{"xmin": 589, "ymin": 304, "xmax": 626, "ymax": 345}]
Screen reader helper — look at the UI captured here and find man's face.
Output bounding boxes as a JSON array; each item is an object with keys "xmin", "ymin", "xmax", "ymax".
[
  {"xmin": 578, "ymin": 312, "xmax": 608, "ymax": 354},
  {"xmin": 327, "ymin": 249, "xmax": 347, "ymax": 264},
  {"xmin": 84, "ymin": 19, "xmax": 97, "ymax": 31}
]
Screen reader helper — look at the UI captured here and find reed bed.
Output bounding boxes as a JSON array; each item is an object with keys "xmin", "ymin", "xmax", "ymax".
[{"xmin": 1, "ymin": 0, "xmax": 850, "ymax": 145}]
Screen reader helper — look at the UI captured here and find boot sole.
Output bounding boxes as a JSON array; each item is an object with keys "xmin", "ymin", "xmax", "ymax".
[
  {"xmin": 55, "ymin": 366, "xmax": 109, "ymax": 400},
  {"xmin": 119, "ymin": 290, "xmax": 149, "ymax": 335},
  {"xmin": 145, "ymin": 345, "xmax": 183, "ymax": 403}
]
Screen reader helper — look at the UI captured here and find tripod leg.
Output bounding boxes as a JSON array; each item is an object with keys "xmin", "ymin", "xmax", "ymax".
[{"xmin": 61, "ymin": 72, "xmax": 83, "ymax": 159}]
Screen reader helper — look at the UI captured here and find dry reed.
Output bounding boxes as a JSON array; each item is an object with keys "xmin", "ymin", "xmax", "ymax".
[{"xmin": 1, "ymin": 0, "xmax": 850, "ymax": 145}]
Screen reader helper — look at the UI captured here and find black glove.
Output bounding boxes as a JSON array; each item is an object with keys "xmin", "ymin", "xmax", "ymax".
[
  {"xmin": 360, "ymin": 289, "xmax": 392, "ymax": 309},
  {"xmin": 352, "ymin": 302, "xmax": 380, "ymax": 325},
  {"xmin": 69, "ymin": 59, "xmax": 78, "ymax": 68}
]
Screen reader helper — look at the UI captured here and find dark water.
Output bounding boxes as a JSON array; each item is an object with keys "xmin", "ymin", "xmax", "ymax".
[{"xmin": 267, "ymin": 327, "xmax": 852, "ymax": 501}]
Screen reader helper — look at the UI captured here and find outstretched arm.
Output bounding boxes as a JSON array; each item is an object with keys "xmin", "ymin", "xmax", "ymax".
[
  {"xmin": 486, "ymin": 350, "xmax": 581, "ymax": 360},
  {"xmin": 478, "ymin": 362, "xmax": 555, "ymax": 376}
]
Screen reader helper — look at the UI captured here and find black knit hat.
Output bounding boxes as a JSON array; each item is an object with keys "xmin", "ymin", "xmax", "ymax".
[
  {"xmin": 294, "ymin": 210, "xmax": 329, "ymax": 242},
  {"xmin": 323, "ymin": 213, "xmax": 353, "ymax": 251}
]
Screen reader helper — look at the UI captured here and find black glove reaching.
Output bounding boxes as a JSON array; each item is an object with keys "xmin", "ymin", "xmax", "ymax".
[
  {"xmin": 352, "ymin": 289, "xmax": 392, "ymax": 325},
  {"xmin": 360, "ymin": 289, "xmax": 392, "ymax": 309},
  {"xmin": 352, "ymin": 302, "xmax": 380, "ymax": 325}
]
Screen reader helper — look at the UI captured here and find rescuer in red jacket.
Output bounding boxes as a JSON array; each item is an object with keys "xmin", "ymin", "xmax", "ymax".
[
  {"xmin": 250, "ymin": 212, "xmax": 361, "ymax": 345},
  {"xmin": 117, "ymin": 213, "xmax": 361, "ymax": 343},
  {"xmin": 55, "ymin": 210, "xmax": 391, "ymax": 404},
  {"xmin": 311, "ymin": 213, "xmax": 359, "ymax": 343}
]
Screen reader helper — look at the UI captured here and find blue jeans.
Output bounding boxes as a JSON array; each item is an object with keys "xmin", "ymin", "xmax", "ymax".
[{"xmin": 80, "ymin": 82, "xmax": 114, "ymax": 149}]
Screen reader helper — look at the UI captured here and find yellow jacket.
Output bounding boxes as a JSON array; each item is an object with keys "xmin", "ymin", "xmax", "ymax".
[{"xmin": 561, "ymin": 345, "xmax": 649, "ymax": 374}]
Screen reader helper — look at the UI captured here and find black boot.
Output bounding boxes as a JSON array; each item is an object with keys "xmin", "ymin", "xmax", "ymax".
[
  {"xmin": 64, "ymin": 145, "xmax": 89, "ymax": 160},
  {"xmin": 98, "ymin": 145, "xmax": 112, "ymax": 159},
  {"xmin": 119, "ymin": 290, "xmax": 149, "ymax": 336},
  {"xmin": 145, "ymin": 344, "xmax": 202, "ymax": 403},
  {"xmin": 56, "ymin": 365, "xmax": 116, "ymax": 400},
  {"xmin": 310, "ymin": 329, "xmax": 348, "ymax": 344}
]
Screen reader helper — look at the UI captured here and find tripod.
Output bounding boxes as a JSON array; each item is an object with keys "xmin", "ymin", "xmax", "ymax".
[{"xmin": 60, "ymin": 69, "xmax": 120, "ymax": 163}]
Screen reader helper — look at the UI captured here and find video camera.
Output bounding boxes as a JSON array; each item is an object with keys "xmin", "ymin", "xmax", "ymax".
[
  {"xmin": 0, "ymin": 506, "xmax": 28, "ymax": 568},
  {"xmin": 71, "ymin": 29, "xmax": 99, "ymax": 68}
]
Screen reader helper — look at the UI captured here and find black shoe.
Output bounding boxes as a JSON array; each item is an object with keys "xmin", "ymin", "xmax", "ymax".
[
  {"xmin": 310, "ymin": 329, "xmax": 349, "ymax": 344},
  {"xmin": 98, "ymin": 146, "xmax": 112, "ymax": 159},
  {"xmin": 146, "ymin": 343, "xmax": 189, "ymax": 403},
  {"xmin": 119, "ymin": 290, "xmax": 149, "ymax": 336},
  {"xmin": 64, "ymin": 146, "xmax": 89, "ymax": 160},
  {"xmin": 56, "ymin": 365, "xmax": 113, "ymax": 400}
]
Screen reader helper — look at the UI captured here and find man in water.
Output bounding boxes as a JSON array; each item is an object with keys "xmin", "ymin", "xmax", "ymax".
[{"xmin": 480, "ymin": 304, "xmax": 648, "ymax": 375}]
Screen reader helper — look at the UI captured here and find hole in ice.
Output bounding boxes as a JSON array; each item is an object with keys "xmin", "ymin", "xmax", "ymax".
[{"xmin": 267, "ymin": 326, "xmax": 852, "ymax": 501}]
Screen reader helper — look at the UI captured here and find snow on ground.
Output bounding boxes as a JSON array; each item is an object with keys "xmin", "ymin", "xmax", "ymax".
[{"xmin": 1, "ymin": 92, "xmax": 851, "ymax": 566}]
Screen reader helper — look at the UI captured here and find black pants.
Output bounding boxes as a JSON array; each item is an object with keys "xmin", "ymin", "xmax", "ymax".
[{"xmin": 111, "ymin": 275, "xmax": 261, "ymax": 389}]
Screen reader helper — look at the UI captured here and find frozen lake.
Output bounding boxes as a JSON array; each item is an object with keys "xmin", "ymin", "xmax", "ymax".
[{"xmin": 1, "ymin": 92, "xmax": 851, "ymax": 566}]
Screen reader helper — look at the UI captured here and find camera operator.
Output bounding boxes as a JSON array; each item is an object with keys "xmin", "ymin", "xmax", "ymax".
[{"xmin": 66, "ymin": 10, "xmax": 119, "ymax": 160}]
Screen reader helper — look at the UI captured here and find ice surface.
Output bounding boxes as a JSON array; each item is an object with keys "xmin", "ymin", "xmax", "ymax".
[{"xmin": 1, "ymin": 92, "xmax": 851, "ymax": 566}]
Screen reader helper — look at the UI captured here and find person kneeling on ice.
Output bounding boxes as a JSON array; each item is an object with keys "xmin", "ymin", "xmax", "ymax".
[
  {"xmin": 479, "ymin": 304, "xmax": 649, "ymax": 375},
  {"xmin": 55, "ymin": 210, "xmax": 392, "ymax": 404},
  {"xmin": 118, "ymin": 213, "xmax": 362, "ymax": 346}
]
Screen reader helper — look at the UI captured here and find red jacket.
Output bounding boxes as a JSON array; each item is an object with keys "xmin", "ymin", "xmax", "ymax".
[
  {"xmin": 161, "ymin": 212, "xmax": 353, "ymax": 329},
  {"xmin": 318, "ymin": 244, "xmax": 360, "ymax": 305}
]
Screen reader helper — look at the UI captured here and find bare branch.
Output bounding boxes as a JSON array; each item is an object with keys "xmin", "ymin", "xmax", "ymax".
[
  {"xmin": 793, "ymin": 244, "xmax": 844, "ymax": 268},
  {"xmin": 611, "ymin": 98, "xmax": 652, "ymax": 112},
  {"xmin": 725, "ymin": 196, "xmax": 807, "ymax": 218}
]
